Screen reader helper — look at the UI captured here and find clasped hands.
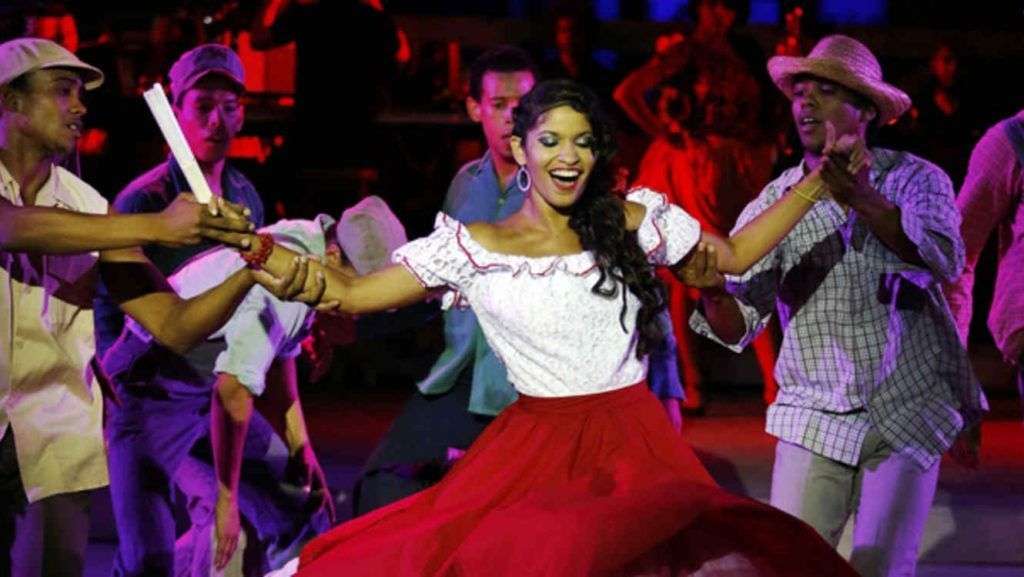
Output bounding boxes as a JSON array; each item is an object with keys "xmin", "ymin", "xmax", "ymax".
[{"xmin": 159, "ymin": 193, "xmax": 336, "ymax": 309}]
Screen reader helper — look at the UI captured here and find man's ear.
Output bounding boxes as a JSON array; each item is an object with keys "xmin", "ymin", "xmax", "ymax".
[
  {"xmin": 0, "ymin": 85, "xmax": 22, "ymax": 115},
  {"xmin": 510, "ymin": 135, "xmax": 526, "ymax": 166},
  {"xmin": 466, "ymin": 96, "xmax": 482, "ymax": 123}
]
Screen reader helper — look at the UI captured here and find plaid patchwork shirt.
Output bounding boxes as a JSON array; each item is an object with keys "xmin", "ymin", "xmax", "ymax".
[{"xmin": 692, "ymin": 148, "xmax": 988, "ymax": 470}]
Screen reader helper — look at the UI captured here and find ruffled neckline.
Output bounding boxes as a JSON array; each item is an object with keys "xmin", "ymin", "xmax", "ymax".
[{"xmin": 435, "ymin": 213, "xmax": 599, "ymax": 278}]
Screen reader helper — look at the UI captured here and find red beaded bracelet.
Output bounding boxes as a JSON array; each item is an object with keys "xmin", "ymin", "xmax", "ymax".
[{"xmin": 240, "ymin": 233, "xmax": 274, "ymax": 270}]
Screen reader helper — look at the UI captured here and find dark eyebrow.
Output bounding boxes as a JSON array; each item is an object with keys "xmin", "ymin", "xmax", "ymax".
[
  {"xmin": 536, "ymin": 130, "xmax": 594, "ymax": 140},
  {"xmin": 193, "ymin": 95, "xmax": 241, "ymax": 106},
  {"xmin": 49, "ymin": 70, "xmax": 83, "ymax": 85},
  {"xmin": 52, "ymin": 76, "xmax": 81, "ymax": 88}
]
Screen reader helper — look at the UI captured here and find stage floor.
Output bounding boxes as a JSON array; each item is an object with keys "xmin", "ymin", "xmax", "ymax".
[{"xmin": 84, "ymin": 385, "xmax": 1024, "ymax": 576}]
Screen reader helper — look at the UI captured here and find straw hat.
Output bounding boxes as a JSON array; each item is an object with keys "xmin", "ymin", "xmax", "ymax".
[{"xmin": 767, "ymin": 34, "xmax": 910, "ymax": 125}]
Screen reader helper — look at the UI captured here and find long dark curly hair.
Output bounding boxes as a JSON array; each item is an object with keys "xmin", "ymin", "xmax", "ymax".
[{"xmin": 512, "ymin": 79, "xmax": 666, "ymax": 359}]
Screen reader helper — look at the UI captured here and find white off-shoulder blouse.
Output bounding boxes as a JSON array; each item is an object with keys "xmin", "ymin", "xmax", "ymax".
[{"xmin": 392, "ymin": 188, "xmax": 701, "ymax": 398}]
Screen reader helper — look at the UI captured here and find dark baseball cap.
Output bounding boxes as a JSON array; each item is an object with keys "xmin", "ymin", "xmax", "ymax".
[{"xmin": 168, "ymin": 44, "xmax": 245, "ymax": 102}]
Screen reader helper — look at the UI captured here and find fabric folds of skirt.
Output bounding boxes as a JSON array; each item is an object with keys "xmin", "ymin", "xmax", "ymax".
[{"xmin": 296, "ymin": 383, "xmax": 857, "ymax": 577}]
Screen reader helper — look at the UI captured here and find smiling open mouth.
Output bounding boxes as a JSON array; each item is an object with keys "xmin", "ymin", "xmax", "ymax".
[{"xmin": 550, "ymin": 169, "xmax": 582, "ymax": 185}]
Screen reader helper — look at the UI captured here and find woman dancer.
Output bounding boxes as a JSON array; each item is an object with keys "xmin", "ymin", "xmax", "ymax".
[{"xmin": 256, "ymin": 79, "xmax": 853, "ymax": 577}]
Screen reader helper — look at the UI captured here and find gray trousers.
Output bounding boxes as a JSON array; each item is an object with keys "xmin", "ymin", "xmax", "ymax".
[
  {"xmin": 770, "ymin": 431, "xmax": 939, "ymax": 577},
  {"xmin": 0, "ymin": 429, "xmax": 92, "ymax": 577}
]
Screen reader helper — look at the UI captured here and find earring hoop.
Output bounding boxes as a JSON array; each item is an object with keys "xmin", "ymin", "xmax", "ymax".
[{"xmin": 515, "ymin": 166, "xmax": 531, "ymax": 192}]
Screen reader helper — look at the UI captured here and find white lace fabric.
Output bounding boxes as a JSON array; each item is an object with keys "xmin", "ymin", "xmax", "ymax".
[{"xmin": 391, "ymin": 187, "xmax": 700, "ymax": 398}]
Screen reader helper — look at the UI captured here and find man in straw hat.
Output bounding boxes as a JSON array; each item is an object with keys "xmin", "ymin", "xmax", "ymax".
[
  {"xmin": 0, "ymin": 37, "xmax": 315, "ymax": 577},
  {"xmin": 691, "ymin": 34, "xmax": 987, "ymax": 577}
]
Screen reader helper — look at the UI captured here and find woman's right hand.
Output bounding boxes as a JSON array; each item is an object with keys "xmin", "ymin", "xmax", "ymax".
[{"xmin": 251, "ymin": 255, "xmax": 330, "ymax": 307}]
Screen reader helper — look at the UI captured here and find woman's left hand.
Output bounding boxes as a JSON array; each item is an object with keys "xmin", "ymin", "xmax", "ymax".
[{"xmin": 674, "ymin": 242, "xmax": 725, "ymax": 288}]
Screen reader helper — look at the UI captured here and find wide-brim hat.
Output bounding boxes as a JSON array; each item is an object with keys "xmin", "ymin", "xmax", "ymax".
[
  {"xmin": 0, "ymin": 37, "xmax": 103, "ymax": 90},
  {"xmin": 767, "ymin": 34, "xmax": 910, "ymax": 125}
]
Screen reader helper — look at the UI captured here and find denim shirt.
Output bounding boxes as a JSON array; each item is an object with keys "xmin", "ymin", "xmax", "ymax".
[{"xmin": 93, "ymin": 156, "xmax": 265, "ymax": 357}]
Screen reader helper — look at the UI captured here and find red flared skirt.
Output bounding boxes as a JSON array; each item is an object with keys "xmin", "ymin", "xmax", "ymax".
[{"xmin": 297, "ymin": 383, "xmax": 856, "ymax": 577}]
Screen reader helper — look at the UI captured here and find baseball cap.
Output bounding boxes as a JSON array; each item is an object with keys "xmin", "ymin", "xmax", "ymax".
[
  {"xmin": 168, "ymin": 44, "xmax": 245, "ymax": 102},
  {"xmin": 336, "ymin": 196, "xmax": 409, "ymax": 275}
]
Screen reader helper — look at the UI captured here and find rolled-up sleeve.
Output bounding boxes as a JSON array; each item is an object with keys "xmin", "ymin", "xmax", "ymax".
[
  {"xmin": 895, "ymin": 162, "xmax": 965, "ymax": 284},
  {"xmin": 690, "ymin": 184, "xmax": 783, "ymax": 352}
]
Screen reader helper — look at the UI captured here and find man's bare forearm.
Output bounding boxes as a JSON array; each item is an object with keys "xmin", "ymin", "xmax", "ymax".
[
  {"xmin": 848, "ymin": 190, "xmax": 926, "ymax": 267},
  {"xmin": 0, "ymin": 202, "xmax": 160, "ymax": 253},
  {"xmin": 254, "ymin": 358, "xmax": 310, "ymax": 454},
  {"xmin": 212, "ymin": 373, "xmax": 254, "ymax": 502},
  {"xmin": 106, "ymin": 254, "xmax": 257, "ymax": 354}
]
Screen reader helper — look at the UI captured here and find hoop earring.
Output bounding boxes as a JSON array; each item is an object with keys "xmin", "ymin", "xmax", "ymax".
[{"xmin": 516, "ymin": 166, "xmax": 531, "ymax": 192}]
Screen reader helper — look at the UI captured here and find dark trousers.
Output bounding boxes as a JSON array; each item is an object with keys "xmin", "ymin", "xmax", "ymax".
[
  {"xmin": 0, "ymin": 429, "xmax": 91, "ymax": 577},
  {"xmin": 352, "ymin": 372, "xmax": 492, "ymax": 516},
  {"xmin": 105, "ymin": 400, "xmax": 329, "ymax": 577}
]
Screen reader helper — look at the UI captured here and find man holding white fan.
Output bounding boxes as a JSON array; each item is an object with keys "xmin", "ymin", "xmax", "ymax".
[
  {"xmin": 0, "ymin": 38, "xmax": 317, "ymax": 577},
  {"xmin": 94, "ymin": 44, "xmax": 268, "ymax": 359}
]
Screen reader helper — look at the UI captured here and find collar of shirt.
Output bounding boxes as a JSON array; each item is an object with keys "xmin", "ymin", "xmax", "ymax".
[
  {"xmin": 468, "ymin": 152, "xmax": 521, "ymax": 211},
  {"xmin": 0, "ymin": 160, "xmax": 19, "ymax": 204},
  {"xmin": 416, "ymin": 151, "xmax": 523, "ymax": 414},
  {"xmin": 0, "ymin": 159, "xmax": 80, "ymax": 211}
]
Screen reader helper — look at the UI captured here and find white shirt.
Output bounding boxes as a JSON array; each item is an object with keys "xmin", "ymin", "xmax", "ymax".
[
  {"xmin": 0, "ymin": 160, "xmax": 109, "ymax": 502},
  {"xmin": 121, "ymin": 218, "xmax": 329, "ymax": 396},
  {"xmin": 392, "ymin": 188, "xmax": 700, "ymax": 399}
]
